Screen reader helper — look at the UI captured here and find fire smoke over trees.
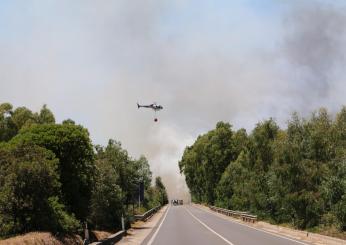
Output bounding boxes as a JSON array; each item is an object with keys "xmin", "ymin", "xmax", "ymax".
[{"xmin": 0, "ymin": 1, "xmax": 346, "ymax": 199}]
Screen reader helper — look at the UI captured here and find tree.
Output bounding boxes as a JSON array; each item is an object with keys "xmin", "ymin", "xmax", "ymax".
[
  {"xmin": 96, "ymin": 140, "xmax": 137, "ymax": 207},
  {"xmin": 320, "ymin": 155, "xmax": 346, "ymax": 230},
  {"xmin": 0, "ymin": 102, "xmax": 165, "ymax": 235},
  {"xmin": 89, "ymin": 157, "xmax": 124, "ymax": 230},
  {"xmin": 179, "ymin": 122, "xmax": 236, "ymax": 204},
  {"xmin": 9, "ymin": 124, "xmax": 95, "ymax": 221},
  {"xmin": 37, "ymin": 104, "xmax": 55, "ymax": 124},
  {"xmin": 62, "ymin": 119, "xmax": 76, "ymax": 125},
  {"xmin": 134, "ymin": 156, "xmax": 152, "ymax": 189},
  {"xmin": 94, "ymin": 140, "xmax": 154, "ymax": 210},
  {"xmin": 0, "ymin": 143, "xmax": 79, "ymax": 237},
  {"xmin": 246, "ymin": 119, "xmax": 279, "ymax": 217},
  {"xmin": 0, "ymin": 103, "xmax": 17, "ymax": 142},
  {"xmin": 155, "ymin": 177, "xmax": 168, "ymax": 205},
  {"xmin": 11, "ymin": 107, "xmax": 35, "ymax": 130},
  {"xmin": 91, "ymin": 140, "xmax": 163, "ymax": 229},
  {"xmin": 216, "ymin": 151, "xmax": 251, "ymax": 210},
  {"xmin": 180, "ymin": 107, "xmax": 346, "ymax": 231},
  {"xmin": 0, "ymin": 103, "xmax": 56, "ymax": 142}
]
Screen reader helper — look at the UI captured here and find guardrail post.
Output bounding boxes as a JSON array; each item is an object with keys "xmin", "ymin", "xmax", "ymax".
[
  {"xmin": 121, "ymin": 214, "xmax": 125, "ymax": 231},
  {"xmin": 83, "ymin": 222, "xmax": 89, "ymax": 245}
]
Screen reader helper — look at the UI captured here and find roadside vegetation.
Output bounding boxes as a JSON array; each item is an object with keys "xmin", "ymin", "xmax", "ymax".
[
  {"xmin": 179, "ymin": 107, "xmax": 346, "ymax": 237},
  {"xmin": 0, "ymin": 103, "xmax": 168, "ymax": 240}
]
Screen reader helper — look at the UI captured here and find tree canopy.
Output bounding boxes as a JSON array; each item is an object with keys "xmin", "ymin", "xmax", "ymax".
[
  {"xmin": 180, "ymin": 108, "xmax": 346, "ymax": 231},
  {"xmin": 9, "ymin": 124, "xmax": 95, "ymax": 221},
  {"xmin": 0, "ymin": 143, "xmax": 79, "ymax": 236},
  {"xmin": 0, "ymin": 103, "xmax": 168, "ymax": 238}
]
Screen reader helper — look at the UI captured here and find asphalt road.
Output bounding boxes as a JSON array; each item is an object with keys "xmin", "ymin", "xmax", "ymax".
[{"xmin": 142, "ymin": 205, "xmax": 312, "ymax": 245}]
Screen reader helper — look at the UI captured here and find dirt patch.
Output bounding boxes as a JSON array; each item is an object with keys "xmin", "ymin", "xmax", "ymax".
[
  {"xmin": 0, "ymin": 232, "xmax": 82, "ymax": 245},
  {"xmin": 91, "ymin": 230, "xmax": 113, "ymax": 241}
]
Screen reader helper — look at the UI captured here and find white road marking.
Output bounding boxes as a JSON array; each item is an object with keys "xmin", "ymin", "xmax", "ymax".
[
  {"xmin": 146, "ymin": 205, "xmax": 170, "ymax": 245},
  {"xmin": 192, "ymin": 205, "xmax": 310, "ymax": 245},
  {"xmin": 184, "ymin": 206, "xmax": 235, "ymax": 245}
]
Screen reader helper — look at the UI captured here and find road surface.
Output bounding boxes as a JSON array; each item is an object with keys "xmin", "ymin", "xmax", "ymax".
[{"xmin": 142, "ymin": 205, "xmax": 312, "ymax": 245}]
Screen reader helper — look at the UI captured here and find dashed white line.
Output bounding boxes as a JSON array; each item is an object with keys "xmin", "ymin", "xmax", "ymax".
[
  {"xmin": 146, "ymin": 205, "xmax": 170, "ymax": 245},
  {"xmin": 192, "ymin": 205, "xmax": 310, "ymax": 245},
  {"xmin": 184, "ymin": 206, "xmax": 235, "ymax": 245}
]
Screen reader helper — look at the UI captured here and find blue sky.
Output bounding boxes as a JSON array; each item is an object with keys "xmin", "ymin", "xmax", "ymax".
[{"xmin": 1, "ymin": 0, "xmax": 346, "ymax": 197}]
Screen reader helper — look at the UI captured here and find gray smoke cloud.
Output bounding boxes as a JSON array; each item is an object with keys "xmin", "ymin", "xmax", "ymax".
[
  {"xmin": 1, "ymin": 0, "xmax": 346, "ymax": 200},
  {"xmin": 282, "ymin": 1, "xmax": 346, "ymax": 113}
]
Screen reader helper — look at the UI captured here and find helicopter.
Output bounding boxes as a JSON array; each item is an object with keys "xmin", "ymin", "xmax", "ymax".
[{"xmin": 137, "ymin": 102, "xmax": 163, "ymax": 122}]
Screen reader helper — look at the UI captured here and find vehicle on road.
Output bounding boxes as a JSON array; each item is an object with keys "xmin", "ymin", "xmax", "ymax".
[{"xmin": 171, "ymin": 199, "xmax": 183, "ymax": 205}]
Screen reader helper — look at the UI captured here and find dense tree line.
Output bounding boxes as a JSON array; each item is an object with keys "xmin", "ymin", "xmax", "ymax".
[
  {"xmin": 0, "ymin": 103, "xmax": 168, "ymax": 238},
  {"xmin": 90, "ymin": 140, "xmax": 168, "ymax": 230},
  {"xmin": 179, "ymin": 108, "xmax": 346, "ymax": 231}
]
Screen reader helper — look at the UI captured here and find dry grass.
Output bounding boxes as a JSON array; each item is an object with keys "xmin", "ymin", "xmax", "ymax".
[
  {"xmin": 130, "ymin": 221, "xmax": 145, "ymax": 229},
  {"xmin": 317, "ymin": 227, "xmax": 346, "ymax": 241},
  {"xmin": 91, "ymin": 230, "xmax": 113, "ymax": 241},
  {"xmin": 0, "ymin": 232, "xmax": 82, "ymax": 245}
]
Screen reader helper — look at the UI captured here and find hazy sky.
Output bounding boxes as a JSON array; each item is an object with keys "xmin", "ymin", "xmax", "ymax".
[{"xmin": 1, "ymin": 0, "xmax": 346, "ymax": 198}]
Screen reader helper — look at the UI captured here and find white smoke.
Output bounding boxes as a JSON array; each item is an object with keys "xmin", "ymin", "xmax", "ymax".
[{"xmin": 1, "ymin": 0, "xmax": 346, "ymax": 199}]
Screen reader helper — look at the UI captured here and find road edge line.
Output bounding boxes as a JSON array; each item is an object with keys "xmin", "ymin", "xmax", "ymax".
[
  {"xmin": 184, "ymin": 207, "xmax": 235, "ymax": 245},
  {"xmin": 146, "ymin": 205, "xmax": 170, "ymax": 245},
  {"xmin": 192, "ymin": 204, "xmax": 310, "ymax": 245}
]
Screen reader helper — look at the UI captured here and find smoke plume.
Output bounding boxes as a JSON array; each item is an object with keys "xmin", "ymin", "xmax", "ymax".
[{"xmin": 1, "ymin": 0, "xmax": 346, "ymax": 200}]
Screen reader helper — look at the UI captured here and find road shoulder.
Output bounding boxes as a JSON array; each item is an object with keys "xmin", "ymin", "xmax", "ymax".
[{"xmin": 118, "ymin": 205, "xmax": 168, "ymax": 245}]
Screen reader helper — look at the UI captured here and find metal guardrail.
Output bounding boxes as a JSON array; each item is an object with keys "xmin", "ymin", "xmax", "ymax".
[
  {"xmin": 209, "ymin": 206, "xmax": 257, "ymax": 223},
  {"xmin": 88, "ymin": 206, "xmax": 161, "ymax": 244},
  {"xmin": 134, "ymin": 205, "xmax": 161, "ymax": 221}
]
